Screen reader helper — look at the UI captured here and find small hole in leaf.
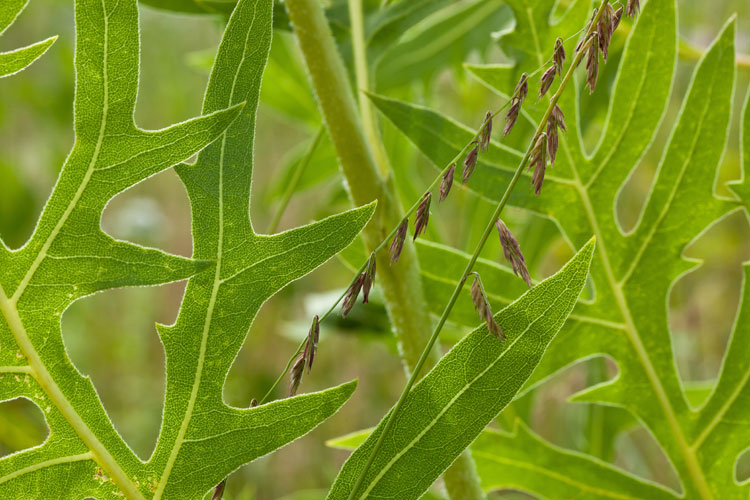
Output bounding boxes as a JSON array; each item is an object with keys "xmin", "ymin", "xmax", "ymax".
[
  {"xmin": 670, "ymin": 211, "xmax": 750, "ymax": 392},
  {"xmin": 613, "ymin": 425, "xmax": 682, "ymax": 495},
  {"xmin": 0, "ymin": 397, "xmax": 48, "ymax": 458},
  {"xmin": 615, "ymin": 157, "xmax": 655, "ymax": 235},
  {"xmin": 62, "ymin": 282, "xmax": 184, "ymax": 461},
  {"xmin": 101, "ymin": 169, "xmax": 192, "ymax": 258}
]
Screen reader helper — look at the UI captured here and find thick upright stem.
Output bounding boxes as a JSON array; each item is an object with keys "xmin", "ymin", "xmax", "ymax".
[{"xmin": 285, "ymin": 1, "xmax": 484, "ymax": 498}]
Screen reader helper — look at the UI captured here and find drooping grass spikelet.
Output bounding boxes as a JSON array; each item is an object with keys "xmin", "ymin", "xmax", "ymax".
[
  {"xmin": 496, "ymin": 219, "xmax": 532, "ymax": 288},
  {"xmin": 470, "ymin": 273, "xmax": 504, "ymax": 340},
  {"xmin": 462, "ymin": 143, "xmax": 479, "ymax": 183},
  {"xmin": 539, "ymin": 66, "xmax": 556, "ymax": 98},
  {"xmin": 304, "ymin": 315, "xmax": 320, "ymax": 372},
  {"xmin": 585, "ymin": 33, "xmax": 599, "ymax": 93},
  {"xmin": 362, "ymin": 253, "xmax": 377, "ymax": 303},
  {"xmin": 626, "ymin": 0, "xmax": 640, "ymax": 17},
  {"xmin": 553, "ymin": 37, "xmax": 566, "ymax": 77},
  {"xmin": 413, "ymin": 193, "xmax": 432, "ymax": 241},
  {"xmin": 342, "ymin": 273, "xmax": 365, "ymax": 316},
  {"xmin": 479, "ymin": 111, "xmax": 493, "ymax": 152},
  {"xmin": 390, "ymin": 219, "xmax": 409, "ymax": 264},
  {"xmin": 440, "ymin": 164, "xmax": 455, "ymax": 202}
]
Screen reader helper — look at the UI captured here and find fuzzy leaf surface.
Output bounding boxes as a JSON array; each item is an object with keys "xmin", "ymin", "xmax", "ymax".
[
  {"xmin": 371, "ymin": 0, "xmax": 749, "ymax": 497},
  {"xmin": 325, "ymin": 240, "xmax": 595, "ymax": 500},
  {"xmin": 0, "ymin": 0, "xmax": 374, "ymax": 498}
]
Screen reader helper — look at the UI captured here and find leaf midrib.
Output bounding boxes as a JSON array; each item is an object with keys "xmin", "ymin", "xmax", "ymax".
[
  {"xmin": 472, "ymin": 448, "xmax": 656, "ymax": 500},
  {"xmin": 568, "ymin": 160, "xmax": 713, "ymax": 499},
  {"xmin": 153, "ymin": 5, "xmax": 258, "ymax": 496},
  {"xmin": 0, "ymin": 4, "xmax": 147, "ymax": 498},
  {"xmin": 617, "ymin": 55, "xmax": 718, "ymax": 286},
  {"xmin": 356, "ymin": 279, "xmax": 576, "ymax": 499}
]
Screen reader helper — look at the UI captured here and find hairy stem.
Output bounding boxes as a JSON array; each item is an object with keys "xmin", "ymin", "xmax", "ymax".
[{"xmin": 285, "ymin": 0, "xmax": 485, "ymax": 498}]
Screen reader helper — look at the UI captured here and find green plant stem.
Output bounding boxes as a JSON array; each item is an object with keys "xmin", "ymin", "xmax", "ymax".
[
  {"xmin": 348, "ymin": 0, "xmax": 390, "ymax": 177},
  {"xmin": 284, "ymin": 0, "xmax": 440, "ymax": 379},
  {"xmin": 344, "ymin": 2, "xmax": 609, "ymax": 498},
  {"xmin": 267, "ymin": 125, "xmax": 325, "ymax": 234}
]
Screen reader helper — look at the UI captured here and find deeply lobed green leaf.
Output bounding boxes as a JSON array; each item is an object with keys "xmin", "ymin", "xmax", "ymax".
[{"xmin": 0, "ymin": 0, "xmax": 375, "ymax": 498}]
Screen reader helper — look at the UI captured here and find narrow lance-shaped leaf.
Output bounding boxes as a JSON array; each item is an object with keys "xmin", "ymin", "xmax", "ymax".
[
  {"xmin": 0, "ymin": 0, "xmax": 244, "ymax": 496},
  {"xmin": 148, "ymin": 0, "xmax": 376, "ymax": 497},
  {"xmin": 325, "ymin": 239, "xmax": 595, "ymax": 500}
]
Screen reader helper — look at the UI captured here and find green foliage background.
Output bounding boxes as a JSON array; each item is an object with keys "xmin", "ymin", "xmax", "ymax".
[{"xmin": 0, "ymin": 0, "xmax": 749, "ymax": 498}]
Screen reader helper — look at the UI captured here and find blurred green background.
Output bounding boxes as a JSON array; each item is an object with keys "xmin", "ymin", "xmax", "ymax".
[{"xmin": 1, "ymin": 0, "xmax": 749, "ymax": 498}]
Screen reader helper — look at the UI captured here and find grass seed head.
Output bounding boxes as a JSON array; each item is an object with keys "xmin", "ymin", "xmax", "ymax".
[
  {"xmin": 585, "ymin": 34, "xmax": 599, "ymax": 93},
  {"xmin": 470, "ymin": 273, "xmax": 505, "ymax": 340},
  {"xmin": 504, "ymin": 100, "xmax": 521, "ymax": 136},
  {"xmin": 496, "ymin": 219, "xmax": 533, "ymax": 288},
  {"xmin": 413, "ymin": 193, "xmax": 432, "ymax": 241},
  {"xmin": 390, "ymin": 219, "xmax": 409, "ymax": 264},
  {"xmin": 362, "ymin": 253, "xmax": 377, "ymax": 303},
  {"xmin": 553, "ymin": 37, "xmax": 566, "ymax": 77},
  {"xmin": 289, "ymin": 354, "xmax": 306, "ymax": 396},
  {"xmin": 626, "ymin": 0, "xmax": 640, "ymax": 17},
  {"xmin": 462, "ymin": 143, "xmax": 479, "ymax": 183},
  {"xmin": 342, "ymin": 273, "xmax": 365, "ymax": 316},
  {"xmin": 440, "ymin": 164, "xmax": 455, "ymax": 202},
  {"xmin": 539, "ymin": 65, "xmax": 557, "ymax": 98},
  {"xmin": 479, "ymin": 111, "xmax": 493, "ymax": 152},
  {"xmin": 515, "ymin": 72, "xmax": 529, "ymax": 104}
]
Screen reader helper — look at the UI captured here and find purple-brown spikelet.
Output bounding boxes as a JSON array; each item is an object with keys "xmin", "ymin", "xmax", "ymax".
[
  {"xmin": 626, "ymin": 0, "xmax": 639, "ymax": 17},
  {"xmin": 390, "ymin": 219, "xmax": 409, "ymax": 264},
  {"xmin": 553, "ymin": 38, "xmax": 566, "ymax": 77},
  {"xmin": 532, "ymin": 162, "xmax": 546, "ymax": 195},
  {"xmin": 515, "ymin": 72, "xmax": 529, "ymax": 104},
  {"xmin": 597, "ymin": 4, "xmax": 615, "ymax": 61},
  {"xmin": 303, "ymin": 315, "xmax": 320, "ymax": 372},
  {"xmin": 551, "ymin": 104, "xmax": 567, "ymax": 132},
  {"xmin": 413, "ymin": 193, "xmax": 432, "ymax": 241},
  {"xmin": 440, "ymin": 164, "xmax": 455, "ymax": 202},
  {"xmin": 547, "ymin": 121, "xmax": 558, "ymax": 167},
  {"xmin": 505, "ymin": 73, "xmax": 529, "ymax": 136},
  {"xmin": 546, "ymin": 105, "xmax": 566, "ymax": 166},
  {"xmin": 212, "ymin": 479, "xmax": 227, "ymax": 500},
  {"xmin": 470, "ymin": 273, "xmax": 504, "ymax": 340},
  {"xmin": 479, "ymin": 111, "xmax": 493, "ymax": 152},
  {"xmin": 585, "ymin": 34, "xmax": 599, "ymax": 94},
  {"xmin": 289, "ymin": 353, "xmax": 305, "ymax": 396},
  {"xmin": 342, "ymin": 273, "xmax": 365, "ymax": 316},
  {"xmin": 529, "ymin": 132, "xmax": 547, "ymax": 195},
  {"xmin": 539, "ymin": 66, "xmax": 556, "ymax": 98},
  {"xmin": 362, "ymin": 253, "xmax": 376, "ymax": 303},
  {"xmin": 463, "ymin": 143, "xmax": 479, "ymax": 183},
  {"xmin": 504, "ymin": 100, "xmax": 521, "ymax": 136},
  {"xmin": 496, "ymin": 219, "xmax": 532, "ymax": 288}
]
